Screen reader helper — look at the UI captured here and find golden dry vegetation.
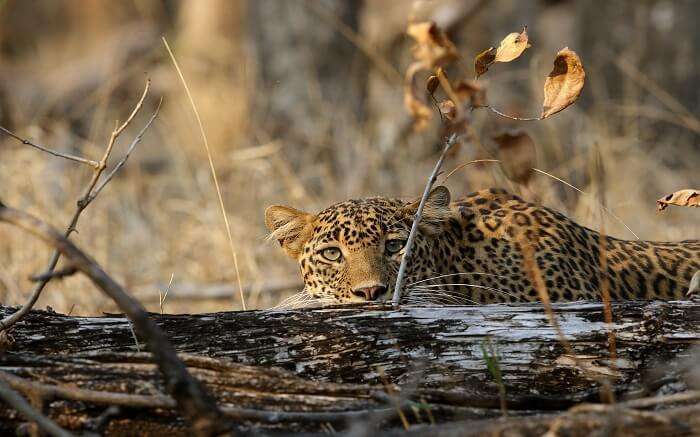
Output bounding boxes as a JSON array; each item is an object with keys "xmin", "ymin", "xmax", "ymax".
[{"xmin": 0, "ymin": 0, "xmax": 698, "ymax": 315}]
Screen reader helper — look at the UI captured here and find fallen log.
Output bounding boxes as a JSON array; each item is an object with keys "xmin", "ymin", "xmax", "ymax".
[{"xmin": 0, "ymin": 300, "xmax": 698, "ymax": 435}]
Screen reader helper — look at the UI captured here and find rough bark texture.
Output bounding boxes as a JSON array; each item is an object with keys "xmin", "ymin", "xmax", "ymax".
[{"xmin": 0, "ymin": 301, "xmax": 698, "ymax": 435}]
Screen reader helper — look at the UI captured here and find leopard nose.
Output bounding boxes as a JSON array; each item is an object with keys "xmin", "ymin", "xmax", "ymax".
[{"xmin": 352, "ymin": 285, "xmax": 388, "ymax": 301}]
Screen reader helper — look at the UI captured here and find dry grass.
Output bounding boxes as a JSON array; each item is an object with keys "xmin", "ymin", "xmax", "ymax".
[{"xmin": 0, "ymin": 1, "xmax": 698, "ymax": 315}]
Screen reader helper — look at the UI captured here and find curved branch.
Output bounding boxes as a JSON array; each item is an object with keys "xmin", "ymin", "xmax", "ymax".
[
  {"xmin": 0, "ymin": 80, "xmax": 156, "ymax": 333},
  {"xmin": 0, "ymin": 204, "xmax": 231, "ymax": 436}
]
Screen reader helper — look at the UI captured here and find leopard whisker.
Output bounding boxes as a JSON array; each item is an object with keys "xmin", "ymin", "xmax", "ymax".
[
  {"xmin": 407, "ymin": 272, "xmax": 512, "ymax": 287},
  {"xmin": 409, "ymin": 288, "xmax": 477, "ymax": 304},
  {"xmin": 406, "ymin": 295, "xmax": 463, "ymax": 305},
  {"xmin": 404, "ymin": 292, "xmax": 479, "ymax": 306},
  {"xmin": 271, "ymin": 291, "xmax": 332, "ymax": 310},
  {"xmin": 411, "ymin": 282, "xmax": 520, "ymax": 301}
]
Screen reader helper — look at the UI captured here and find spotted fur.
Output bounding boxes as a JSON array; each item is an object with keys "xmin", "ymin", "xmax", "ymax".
[{"xmin": 265, "ymin": 187, "xmax": 700, "ymax": 304}]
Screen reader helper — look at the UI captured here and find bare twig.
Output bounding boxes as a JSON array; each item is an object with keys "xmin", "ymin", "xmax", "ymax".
[
  {"xmin": 0, "ymin": 80, "xmax": 156, "ymax": 333},
  {"xmin": 531, "ymin": 168, "xmax": 640, "ymax": 240},
  {"xmin": 0, "ymin": 125, "xmax": 99, "ymax": 168},
  {"xmin": 519, "ymin": 237, "xmax": 576, "ymax": 359},
  {"xmin": 29, "ymin": 265, "xmax": 78, "ymax": 282},
  {"xmin": 593, "ymin": 143, "xmax": 618, "ymax": 376},
  {"xmin": 0, "ymin": 377, "xmax": 73, "ymax": 437},
  {"xmin": 162, "ymin": 37, "xmax": 246, "ymax": 311},
  {"xmin": 477, "ymin": 105, "xmax": 541, "ymax": 122},
  {"xmin": 440, "ymin": 159, "xmax": 501, "ymax": 183},
  {"xmin": 392, "ymin": 133, "xmax": 458, "ymax": 305},
  {"xmin": 89, "ymin": 97, "xmax": 162, "ymax": 200},
  {"xmin": 376, "ymin": 367, "xmax": 411, "ymax": 430},
  {"xmin": 159, "ymin": 273, "xmax": 174, "ymax": 315},
  {"xmin": 440, "ymin": 158, "xmax": 641, "ymax": 240},
  {"xmin": 0, "ymin": 205, "xmax": 231, "ymax": 435}
]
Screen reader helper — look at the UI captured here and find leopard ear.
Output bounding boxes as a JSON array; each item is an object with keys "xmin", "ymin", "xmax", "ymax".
[
  {"xmin": 265, "ymin": 205, "xmax": 315, "ymax": 259},
  {"xmin": 405, "ymin": 185, "xmax": 451, "ymax": 213},
  {"xmin": 403, "ymin": 186, "xmax": 453, "ymax": 233}
]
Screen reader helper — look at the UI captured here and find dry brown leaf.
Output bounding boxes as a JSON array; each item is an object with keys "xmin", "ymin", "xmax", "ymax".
[
  {"xmin": 426, "ymin": 74, "xmax": 439, "ymax": 96},
  {"xmin": 438, "ymin": 100, "xmax": 456, "ymax": 121},
  {"xmin": 404, "ymin": 85, "xmax": 432, "ymax": 131},
  {"xmin": 493, "ymin": 130, "xmax": 536, "ymax": 185},
  {"xmin": 474, "ymin": 47, "xmax": 496, "ymax": 78},
  {"xmin": 474, "ymin": 27, "xmax": 531, "ymax": 78},
  {"xmin": 404, "ymin": 64, "xmax": 432, "ymax": 131},
  {"xmin": 494, "ymin": 26, "xmax": 531, "ymax": 63},
  {"xmin": 657, "ymin": 189, "xmax": 700, "ymax": 211},
  {"xmin": 453, "ymin": 80, "xmax": 487, "ymax": 108},
  {"xmin": 404, "ymin": 22, "xmax": 457, "ymax": 130},
  {"xmin": 407, "ymin": 21, "xmax": 458, "ymax": 69},
  {"xmin": 541, "ymin": 47, "xmax": 585, "ymax": 119}
]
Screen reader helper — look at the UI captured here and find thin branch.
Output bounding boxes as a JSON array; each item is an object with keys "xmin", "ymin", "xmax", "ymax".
[
  {"xmin": 438, "ymin": 158, "xmax": 641, "ymax": 241},
  {"xmin": 162, "ymin": 37, "xmax": 247, "ymax": 311},
  {"xmin": 90, "ymin": 97, "xmax": 162, "ymax": 200},
  {"xmin": 0, "ymin": 205, "xmax": 231, "ymax": 435},
  {"xmin": 392, "ymin": 133, "xmax": 458, "ymax": 305},
  {"xmin": 530, "ymin": 168, "xmax": 640, "ymax": 240},
  {"xmin": 0, "ymin": 80, "xmax": 156, "ymax": 333},
  {"xmin": 476, "ymin": 105, "xmax": 541, "ymax": 122},
  {"xmin": 0, "ymin": 125, "xmax": 99, "ymax": 168},
  {"xmin": 0, "ymin": 378, "xmax": 73, "ymax": 437},
  {"xmin": 441, "ymin": 159, "xmax": 501, "ymax": 183},
  {"xmin": 29, "ymin": 265, "xmax": 78, "ymax": 282}
]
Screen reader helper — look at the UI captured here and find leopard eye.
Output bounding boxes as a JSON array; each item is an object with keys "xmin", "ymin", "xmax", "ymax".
[
  {"xmin": 385, "ymin": 239, "xmax": 406, "ymax": 254},
  {"xmin": 320, "ymin": 247, "xmax": 342, "ymax": 262}
]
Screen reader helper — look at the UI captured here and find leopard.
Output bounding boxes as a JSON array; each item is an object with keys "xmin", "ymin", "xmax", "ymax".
[{"xmin": 265, "ymin": 186, "xmax": 700, "ymax": 305}]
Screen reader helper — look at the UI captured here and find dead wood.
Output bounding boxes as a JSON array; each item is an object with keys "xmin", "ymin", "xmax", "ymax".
[{"xmin": 0, "ymin": 299, "xmax": 698, "ymax": 434}]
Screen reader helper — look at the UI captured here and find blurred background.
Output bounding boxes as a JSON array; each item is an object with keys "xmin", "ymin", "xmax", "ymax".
[{"xmin": 0, "ymin": 0, "xmax": 698, "ymax": 314}]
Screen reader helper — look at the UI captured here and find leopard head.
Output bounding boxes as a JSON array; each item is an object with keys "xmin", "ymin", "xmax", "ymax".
[{"xmin": 265, "ymin": 186, "xmax": 452, "ymax": 303}]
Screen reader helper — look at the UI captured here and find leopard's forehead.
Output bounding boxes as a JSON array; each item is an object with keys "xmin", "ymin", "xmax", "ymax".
[{"xmin": 311, "ymin": 197, "xmax": 407, "ymax": 247}]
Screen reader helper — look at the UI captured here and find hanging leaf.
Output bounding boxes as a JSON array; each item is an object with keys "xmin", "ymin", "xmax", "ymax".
[
  {"xmin": 494, "ymin": 26, "xmax": 531, "ymax": 63},
  {"xmin": 404, "ymin": 22, "xmax": 457, "ymax": 130},
  {"xmin": 541, "ymin": 47, "xmax": 586, "ymax": 119},
  {"xmin": 407, "ymin": 21, "xmax": 458, "ymax": 69},
  {"xmin": 657, "ymin": 189, "xmax": 700, "ymax": 211},
  {"xmin": 438, "ymin": 100, "xmax": 456, "ymax": 121},
  {"xmin": 493, "ymin": 130, "xmax": 536, "ymax": 185},
  {"xmin": 474, "ymin": 27, "xmax": 531, "ymax": 78},
  {"xmin": 426, "ymin": 74, "xmax": 440, "ymax": 96},
  {"xmin": 474, "ymin": 47, "xmax": 496, "ymax": 78}
]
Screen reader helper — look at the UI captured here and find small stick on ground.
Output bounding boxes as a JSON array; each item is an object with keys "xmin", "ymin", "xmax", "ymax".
[
  {"xmin": 392, "ymin": 133, "xmax": 458, "ymax": 305},
  {"xmin": 0, "ymin": 377, "xmax": 73, "ymax": 437},
  {"xmin": 0, "ymin": 80, "xmax": 157, "ymax": 333}
]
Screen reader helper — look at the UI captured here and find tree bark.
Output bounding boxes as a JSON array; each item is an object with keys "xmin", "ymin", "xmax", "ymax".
[{"xmin": 0, "ymin": 300, "xmax": 698, "ymax": 434}]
